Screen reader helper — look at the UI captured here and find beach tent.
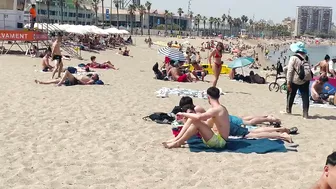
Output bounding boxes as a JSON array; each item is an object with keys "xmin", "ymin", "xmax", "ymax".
[
  {"xmin": 119, "ymin": 29, "xmax": 130, "ymax": 34},
  {"xmin": 105, "ymin": 27, "xmax": 120, "ymax": 34}
]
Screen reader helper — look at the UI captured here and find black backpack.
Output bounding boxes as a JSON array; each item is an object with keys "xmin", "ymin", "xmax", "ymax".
[
  {"xmin": 293, "ymin": 54, "xmax": 313, "ymax": 81},
  {"xmin": 142, "ymin": 112, "xmax": 175, "ymax": 124}
]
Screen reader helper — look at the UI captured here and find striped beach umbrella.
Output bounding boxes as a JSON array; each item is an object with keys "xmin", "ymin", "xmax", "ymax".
[{"xmin": 158, "ymin": 47, "xmax": 186, "ymax": 62}]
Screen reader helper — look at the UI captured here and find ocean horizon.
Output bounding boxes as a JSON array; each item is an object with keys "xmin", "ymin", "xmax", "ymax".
[{"xmin": 269, "ymin": 45, "xmax": 336, "ymax": 66}]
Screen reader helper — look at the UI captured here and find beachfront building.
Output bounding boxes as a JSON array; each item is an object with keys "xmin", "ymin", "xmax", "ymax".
[
  {"xmin": 25, "ymin": 0, "xmax": 94, "ymax": 25},
  {"xmin": 96, "ymin": 6, "xmax": 190, "ymax": 34},
  {"xmin": 281, "ymin": 17, "xmax": 295, "ymax": 34},
  {"xmin": 294, "ymin": 6, "xmax": 333, "ymax": 36}
]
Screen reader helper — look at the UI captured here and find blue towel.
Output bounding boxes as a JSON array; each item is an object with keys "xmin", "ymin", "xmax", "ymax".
[{"xmin": 187, "ymin": 136, "xmax": 287, "ymax": 153}]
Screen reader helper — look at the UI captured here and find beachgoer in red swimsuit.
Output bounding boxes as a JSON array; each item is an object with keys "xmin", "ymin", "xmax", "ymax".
[{"xmin": 209, "ymin": 42, "xmax": 224, "ymax": 87}]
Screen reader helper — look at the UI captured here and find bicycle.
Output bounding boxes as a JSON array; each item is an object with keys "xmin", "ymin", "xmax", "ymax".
[{"xmin": 268, "ymin": 75, "xmax": 287, "ymax": 93}]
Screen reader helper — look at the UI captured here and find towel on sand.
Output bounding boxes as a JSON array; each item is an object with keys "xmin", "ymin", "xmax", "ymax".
[{"xmin": 187, "ymin": 136, "xmax": 287, "ymax": 153}]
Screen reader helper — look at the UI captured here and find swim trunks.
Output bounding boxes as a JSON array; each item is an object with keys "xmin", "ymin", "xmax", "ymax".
[
  {"xmin": 64, "ymin": 78, "xmax": 79, "ymax": 86},
  {"xmin": 52, "ymin": 55, "xmax": 62, "ymax": 63},
  {"xmin": 229, "ymin": 115, "xmax": 249, "ymax": 137},
  {"xmin": 203, "ymin": 134, "xmax": 226, "ymax": 148},
  {"xmin": 177, "ymin": 74, "xmax": 188, "ymax": 82}
]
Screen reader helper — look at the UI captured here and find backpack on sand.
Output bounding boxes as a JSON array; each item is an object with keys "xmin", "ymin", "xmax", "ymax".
[
  {"xmin": 293, "ymin": 55, "xmax": 313, "ymax": 81},
  {"xmin": 142, "ymin": 112, "xmax": 175, "ymax": 124}
]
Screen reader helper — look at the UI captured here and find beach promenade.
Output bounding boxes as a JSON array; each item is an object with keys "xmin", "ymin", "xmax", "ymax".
[{"xmin": 0, "ymin": 36, "xmax": 335, "ymax": 189}]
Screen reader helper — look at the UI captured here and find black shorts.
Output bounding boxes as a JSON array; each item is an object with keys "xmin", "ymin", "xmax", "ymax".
[{"xmin": 52, "ymin": 55, "xmax": 62, "ymax": 63}]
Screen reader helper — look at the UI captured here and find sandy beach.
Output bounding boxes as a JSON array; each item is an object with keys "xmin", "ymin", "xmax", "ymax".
[{"xmin": 0, "ymin": 36, "xmax": 335, "ymax": 189}]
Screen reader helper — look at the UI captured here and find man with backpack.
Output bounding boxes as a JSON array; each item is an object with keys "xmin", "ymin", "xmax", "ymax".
[{"xmin": 286, "ymin": 42, "xmax": 312, "ymax": 119}]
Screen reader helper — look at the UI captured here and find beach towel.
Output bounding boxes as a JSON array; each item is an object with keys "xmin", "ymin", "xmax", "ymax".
[
  {"xmin": 156, "ymin": 87, "xmax": 224, "ymax": 98},
  {"xmin": 294, "ymin": 96, "xmax": 336, "ymax": 109},
  {"xmin": 187, "ymin": 136, "xmax": 287, "ymax": 153}
]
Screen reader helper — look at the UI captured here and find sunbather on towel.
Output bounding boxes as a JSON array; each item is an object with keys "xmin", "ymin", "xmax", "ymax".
[
  {"xmin": 163, "ymin": 87, "xmax": 230, "ymax": 149},
  {"xmin": 35, "ymin": 70, "xmax": 100, "ymax": 86},
  {"xmin": 312, "ymin": 152, "xmax": 336, "ymax": 189},
  {"xmin": 88, "ymin": 56, "xmax": 118, "ymax": 70}
]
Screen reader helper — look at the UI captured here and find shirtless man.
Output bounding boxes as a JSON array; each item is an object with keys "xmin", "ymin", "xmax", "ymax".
[
  {"xmin": 191, "ymin": 61, "xmax": 206, "ymax": 81},
  {"xmin": 51, "ymin": 32, "xmax": 63, "ymax": 79},
  {"xmin": 311, "ymin": 152, "xmax": 336, "ymax": 189},
  {"xmin": 167, "ymin": 66, "xmax": 192, "ymax": 82},
  {"xmin": 42, "ymin": 48, "xmax": 53, "ymax": 72},
  {"xmin": 163, "ymin": 87, "xmax": 230, "ymax": 149},
  {"xmin": 311, "ymin": 76, "xmax": 329, "ymax": 103},
  {"xmin": 314, "ymin": 55, "xmax": 331, "ymax": 77},
  {"xmin": 35, "ymin": 70, "xmax": 100, "ymax": 86}
]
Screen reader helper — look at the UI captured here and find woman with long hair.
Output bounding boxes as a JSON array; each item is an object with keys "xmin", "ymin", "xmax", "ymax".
[{"xmin": 209, "ymin": 42, "xmax": 224, "ymax": 87}]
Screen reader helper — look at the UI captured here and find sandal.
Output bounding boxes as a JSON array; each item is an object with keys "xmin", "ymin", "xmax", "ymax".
[{"xmin": 289, "ymin": 127, "xmax": 298, "ymax": 135}]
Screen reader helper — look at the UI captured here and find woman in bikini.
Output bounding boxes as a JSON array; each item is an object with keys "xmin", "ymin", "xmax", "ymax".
[{"xmin": 209, "ymin": 42, "xmax": 224, "ymax": 87}]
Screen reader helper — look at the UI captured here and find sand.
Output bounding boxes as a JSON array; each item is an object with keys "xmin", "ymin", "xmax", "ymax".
[{"xmin": 0, "ymin": 36, "xmax": 335, "ymax": 189}]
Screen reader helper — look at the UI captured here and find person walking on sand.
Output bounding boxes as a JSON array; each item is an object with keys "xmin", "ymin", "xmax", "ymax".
[
  {"xmin": 311, "ymin": 152, "xmax": 336, "ymax": 189},
  {"xmin": 51, "ymin": 32, "xmax": 63, "ymax": 79},
  {"xmin": 209, "ymin": 42, "xmax": 224, "ymax": 87},
  {"xmin": 285, "ymin": 42, "xmax": 312, "ymax": 119},
  {"xmin": 162, "ymin": 87, "xmax": 230, "ymax": 149}
]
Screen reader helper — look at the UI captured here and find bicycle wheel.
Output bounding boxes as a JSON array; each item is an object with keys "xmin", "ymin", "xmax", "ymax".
[{"xmin": 268, "ymin": 82, "xmax": 280, "ymax": 92}]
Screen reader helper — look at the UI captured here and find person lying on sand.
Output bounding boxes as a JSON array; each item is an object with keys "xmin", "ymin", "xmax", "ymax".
[
  {"xmin": 35, "ymin": 70, "xmax": 100, "ymax": 86},
  {"xmin": 163, "ymin": 87, "xmax": 230, "ymax": 149},
  {"xmin": 312, "ymin": 152, "xmax": 336, "ymax": 189},
  {"xmin": 42, "ymin": 48, "xmax": 53, "ymax": 72},
  {"xmin": 88, "ymin": 56, "xmax": 118, "ymax": 70},
  {"xmin": 190, "ymin": 61, "xmax": 206, "ymax": 81},
  {"xmin": 167, "ymin": 66, "xmax": 193, "ymax": 82}
]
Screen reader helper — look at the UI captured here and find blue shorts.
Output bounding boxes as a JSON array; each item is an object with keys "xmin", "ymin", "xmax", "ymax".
[
  {"xmin": 196, "ymin": 71, "xmax": 206, "ymax": 77},
  {"xmin": 229, "ymin": 115, "xmax": 249, "ymax": 137}
]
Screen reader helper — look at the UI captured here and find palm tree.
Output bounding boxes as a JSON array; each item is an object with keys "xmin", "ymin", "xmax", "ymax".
[
  {"xmin": 164, "ymin": 10, "xmax": 169, "ymax": 35},
  {"xmin": 188, "ymin": 11, "xmax": 193, "ymax": 36},
  {"xmin": 128, "ymin": 4, "xmax": 136, "ymax": 34},
  {"xmin": 241, "ymin": 15, "xmax": 248, "ymax": 29},
  {"xmin": 233, "ymin": 18, "xmax": 242, "ymax": 35},
  {"xmin": 101, "ymin": 0, "xmax": 104, "ymax": 28},
  {"xmin": 221, "ymin": 14, "xmax": 226, "ymax": 36},
  {"xmin": 113, "ymin": 0, "xmax": 119, "ymax": 28},
  {"xmin": 194, "ymin": 14, "xmax": 201, "ymax": 36},
  {"xmin": 208, "ymin": 17, "xmax": 214, "ymax": 35},
  {"xmin": 249, "ymin": 19, "xmax": 254, "ymax": 35},
  {"xmin": 138, "ymin": 5, "xmax": 146, "ymax": 35},
  {"xmin": 216, "ymin": 18, "xmax": 221, "ymax": 34},
  {"xmin": 91, "ymin": 0, "xmax": 100, "ymax": 25},
  {"xmin": 177, "ymin": 8, "xmax": 184, "ymax": 35},
  {"xmin": 145, "ymin": 1, "xmax": 152, "ymax": 35},
  {"xmin": 59, "ymin": 0, "xmax": 64, "ymax": 24},
  {"xmin": 227, "ymin": 15, "xmax": 233, "ymax": 35},
  {"xmin": 202, "ymin": 16, "xmax": 207, "ymax": 35},
  {"xmin": 73, "ymin": 0, "xmax": 81, "ymax": 25},
  {"xmin": 169, "ymin": 12, "xmax": 174, "ymax": 33},
  {"xmin": 46, "ymin": 0, "xmax": 51, "ymax": 24}
]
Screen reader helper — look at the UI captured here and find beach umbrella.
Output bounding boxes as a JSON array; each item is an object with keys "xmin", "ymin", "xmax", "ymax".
[
  {"xmin": 158, "ymin": 47, "xmax": 186, "ymax": 62},
  {"xmin": 228, "ymin": 57, "xmax": 254, "ymax": 69}
]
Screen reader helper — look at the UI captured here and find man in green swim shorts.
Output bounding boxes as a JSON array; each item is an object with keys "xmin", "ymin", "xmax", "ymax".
[{"xmin": 163, "ymin": 87, "xmax": 230, "ymax": 149}]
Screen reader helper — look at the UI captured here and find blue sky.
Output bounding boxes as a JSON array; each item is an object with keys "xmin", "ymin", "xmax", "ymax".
[{"xmin": 111, "ymin": 0, "xmax": 336, "ymax": 23}]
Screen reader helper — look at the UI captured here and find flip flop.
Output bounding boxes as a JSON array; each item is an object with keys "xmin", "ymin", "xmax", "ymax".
[
  {"xmin": 272, "ymin": 122, "xmax": 281, "ymax": 128},
  {"xmin": 289, "ymin": 127, "xmax": 298, "ymax": 135}
]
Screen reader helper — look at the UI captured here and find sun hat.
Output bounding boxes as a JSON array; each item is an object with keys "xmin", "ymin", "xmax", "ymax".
[{"xmin": 290, "ymin": 42, "xmax": 307, "ymax": 54}]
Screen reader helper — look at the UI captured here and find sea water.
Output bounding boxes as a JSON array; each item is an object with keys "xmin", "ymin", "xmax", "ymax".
[{"xmin": 268, "ymin": 45, "xmax": 336, "ymax": 66}]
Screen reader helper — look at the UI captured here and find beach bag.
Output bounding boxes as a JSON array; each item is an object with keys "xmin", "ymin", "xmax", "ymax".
[
  {"xmin": 142, "ymin": 112, "xmax": 175, "ymax": 124},
  {"xmin": 67, "ymin": 67, "xmax": 77, "ymax": 74},
  {"xmin": 293, "ymin": 55, "xmax": 313, "ymax": 81}
]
